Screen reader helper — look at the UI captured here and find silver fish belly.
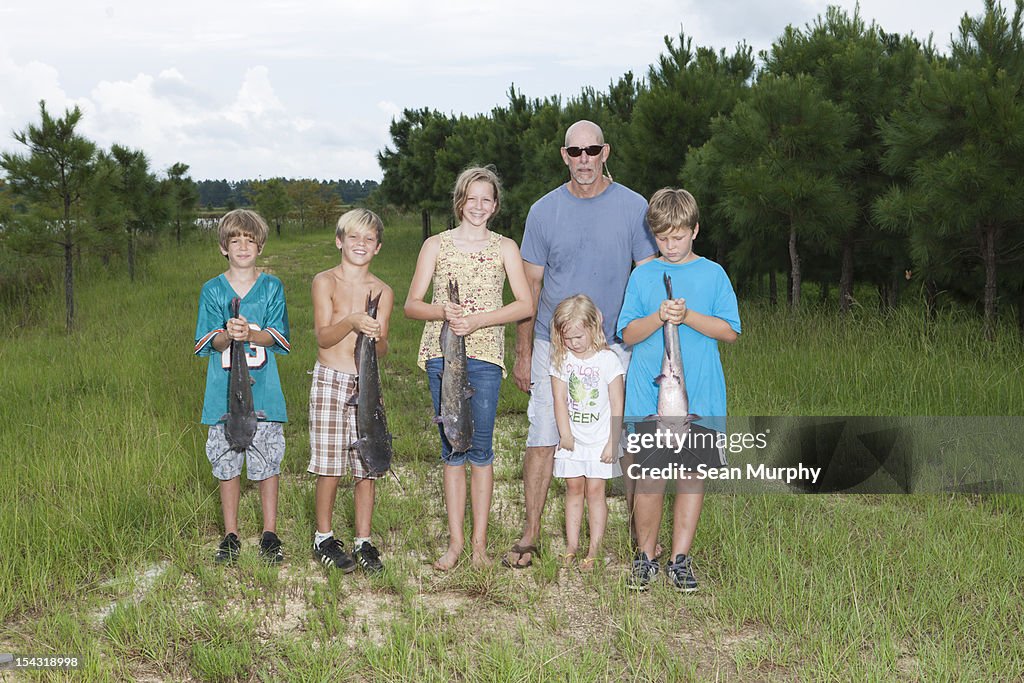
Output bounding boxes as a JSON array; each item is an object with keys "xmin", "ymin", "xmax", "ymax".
[
  {"xmin": 656, "ymin": 273, "xmax": 698, "ymax": 433},
  {"xmin": 352, "ymin": 291, "xmax": 394, "ymax": 475}
]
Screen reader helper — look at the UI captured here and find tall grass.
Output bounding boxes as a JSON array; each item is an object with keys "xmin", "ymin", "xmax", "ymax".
[{"xmin": 1, "ymin": 216, "xmax": 1021, "ymax": 680}]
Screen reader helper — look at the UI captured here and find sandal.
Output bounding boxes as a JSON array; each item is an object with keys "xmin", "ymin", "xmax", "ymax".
[
  {"xmin": 559, "ymin": 552, "xmax": 577, "ymax": 568},
  {"xmin": 501, "ymin": 543, "xmax": 538, "ymax": 569},
  {"xmin": 578, "ymin": 557, "xmax": 598, "ymax": 572}
]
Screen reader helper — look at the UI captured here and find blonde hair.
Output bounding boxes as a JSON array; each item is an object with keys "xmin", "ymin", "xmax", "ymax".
[
  {"xmin": 452, "ymin": 166, "xmax": 502, "ymax": 224},
  {"xmin": 647, "ymin": 188, "xmax": 699, "ymax": 236},
  {"xmin": 336, "ymin": 208, "xmax": 384, "ymax": 244},
  {"xmin": 218, "ymin": 209, "xmax": 268, "ymax": 251},
  {"xmin": 549, "ymin": 294, "xmax": 608, "ymax": 370}
]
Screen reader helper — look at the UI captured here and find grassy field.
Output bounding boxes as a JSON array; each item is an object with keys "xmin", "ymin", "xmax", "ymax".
[{"xmin": 1, "ymin": 216, "xmax": 1022, "ymax": 681}]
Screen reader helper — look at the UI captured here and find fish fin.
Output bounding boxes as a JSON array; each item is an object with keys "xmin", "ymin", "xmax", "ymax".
[
  {"xmin": 366, "ymin": 290, "xmax": 382, "ymax": 318},
  {"xmin": 687, "ymin": 413, "xmax": 701, "ymax": 423},
  {"xmin": 249, "ymin": 376, "xmax": 256, "ymax": 386},
  {"xmin": 463, "ymin": 386, "xmax": 475, "ymax": 399},
  {"xmin": 654, "ymin": 374, "xmax": 665, "ymax": 385},
  {"xmin": 432, "ymin": 415, "xmax": 443, "ymax": 425},
  {"xmin": 663, "ymin": 272, "xmax": 673, "ymax": 298},
  {"xmin": 217, "ymin": 413, "xmax": 230, "ymax": 422},
  {"xmin": 255, "ymin": 411, "xmax": 268, "ymax": 420}
]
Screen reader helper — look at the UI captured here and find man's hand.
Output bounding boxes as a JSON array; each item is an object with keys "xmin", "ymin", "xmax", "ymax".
[{"xmin": 512, "ymin": 349, "xmax": 532, "ymax": 393}]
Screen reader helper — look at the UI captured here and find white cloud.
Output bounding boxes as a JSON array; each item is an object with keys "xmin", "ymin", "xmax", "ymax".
[{"xmin": 0, "ymin": 0, "xmax": 979, "ymax": 181}]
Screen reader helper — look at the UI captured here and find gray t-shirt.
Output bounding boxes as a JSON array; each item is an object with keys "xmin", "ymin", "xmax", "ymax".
[{"xmin": 521, "ymin": 182, "xmax": 657, "ymax": 343}]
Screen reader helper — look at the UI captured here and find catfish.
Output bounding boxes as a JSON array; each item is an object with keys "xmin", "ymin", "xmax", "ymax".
[
  {"xmin": 224, "ymin": 296, "xmax": 261, "ymax": 451},
  {"xmin": 435, "ymin": 279, "xmax": 475, "ymax": 453},
  {"xmin": 656, "ymin": 273, "xmax": 699, "ymax": 434},
  {"xmin": 349, "ymin": 291, "xmax": 394, "ymax": 475}
]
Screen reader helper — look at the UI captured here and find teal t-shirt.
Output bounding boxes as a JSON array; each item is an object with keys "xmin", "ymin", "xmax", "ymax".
[
  {"xmin": 616, "ymin": 258, "xmax": 740, "ymax": 431},
  {"xmin": 194, "ymin": 272, "xmax": 290, "ymax": 425}
]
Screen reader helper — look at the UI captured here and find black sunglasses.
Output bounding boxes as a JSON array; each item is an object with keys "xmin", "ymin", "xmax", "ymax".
[{"xmin": 564, "ymin": 145, "xmax": 604, "ymax": 158}]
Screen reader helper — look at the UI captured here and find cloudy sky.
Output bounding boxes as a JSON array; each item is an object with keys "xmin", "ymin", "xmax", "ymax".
[{"xmin": 0, "ymin": 0, "xmax": 980, "ymax": 182}]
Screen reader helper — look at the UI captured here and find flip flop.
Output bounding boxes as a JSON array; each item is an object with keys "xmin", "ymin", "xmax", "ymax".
[
  {"xmin": 559, "ymin": 552, "xmax": 577, "ymax": 568},
  {"xmin": 501, "ymin": 543, "xmax": 537, "ymax": 569},
  {"xmin": 578, "ymin": 557, "xmax": 598, "ymax": 572}
]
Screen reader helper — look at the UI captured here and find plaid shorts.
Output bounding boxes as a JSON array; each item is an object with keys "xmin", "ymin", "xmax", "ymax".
[{"xmin": 307, "ymin": 361, "xmax": 380, "ymax": 480}]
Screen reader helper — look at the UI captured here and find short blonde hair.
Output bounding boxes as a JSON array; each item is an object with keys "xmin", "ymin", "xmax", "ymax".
[
  {"xmin": 647, "ymin": 188, "xmax": 699, "ymax": 236},
  {"xmin": 336, "ymin": 208, "xmax": 384, "ymax": 244},
  {"xmin": 452, "ymin": 166, "xmax": 502, "ymax": 224},
  {"xmin": 549, "ymin": 294, "xmax": 608, "ymax": 371},
  {"xmin": 218, "ymin": 209, "xmax": 269, "ymax": 251}
]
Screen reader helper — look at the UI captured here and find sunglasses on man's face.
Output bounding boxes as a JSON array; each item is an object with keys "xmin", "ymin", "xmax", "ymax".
[{"xmin": 564, "ymin": 145, "xmax": 605, "ymax": 158}]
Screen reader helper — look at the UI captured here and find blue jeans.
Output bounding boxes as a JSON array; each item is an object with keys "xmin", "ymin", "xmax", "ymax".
[{"xmin": 425, "ymin": 357, "xmax": 502, "ymax": 467}]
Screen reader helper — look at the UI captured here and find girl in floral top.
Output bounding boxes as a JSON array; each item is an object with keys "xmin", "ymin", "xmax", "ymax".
[{"xmin": 405, "ymin": 166, "xmax": 533, "ymax": 570}]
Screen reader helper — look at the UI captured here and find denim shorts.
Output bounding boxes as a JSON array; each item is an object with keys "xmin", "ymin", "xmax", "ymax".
[{"xmin": 425, "ymin": 357, "xmax": 502, "ymax": 467}]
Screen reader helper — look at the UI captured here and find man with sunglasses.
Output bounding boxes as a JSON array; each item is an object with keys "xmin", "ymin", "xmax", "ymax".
[{"xmin": 503, "ymin": 120, "xmax": 657, "ymax": 569}]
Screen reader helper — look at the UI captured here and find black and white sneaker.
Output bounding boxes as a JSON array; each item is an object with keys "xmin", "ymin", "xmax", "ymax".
[
  {"xmin": 314, "ymin": 537, "xmax": 357, "ymax": 573},
  {"xmin": 215, "ymin": 533, "xmax": 241, "ymax": 565},
  {"xmin": 627, "ymin": 551, "xmax": 659, "ymax": 591},
  {"xmin": 259, "ymin": 531, "xmax": 284, "ymax": 565},
  {"xmin": 665, "ymin": 553, "xmax": 698, "ymax": 592},
  {"xmin": 353, "ymin": 541, "xmax": 385, "ymax": 575}
]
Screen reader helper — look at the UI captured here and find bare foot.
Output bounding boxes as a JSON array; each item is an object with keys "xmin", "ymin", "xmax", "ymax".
[
  {"xmin": 471, "ymin": 552, "xmax": 494, "ymax": 568},
  {"xmin": 433, "ymin": 546, "xmax": 462, "ymax": 571}
]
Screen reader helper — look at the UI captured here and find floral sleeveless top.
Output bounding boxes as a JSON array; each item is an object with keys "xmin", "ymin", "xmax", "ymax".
[{"xmin": 417, "ymin": 230, "xmax": 507, "ymax": 375}]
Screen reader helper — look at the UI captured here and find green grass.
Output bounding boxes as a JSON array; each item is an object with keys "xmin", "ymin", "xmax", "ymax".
[{"xmin": 1, "ymin": 216, "xmax": 1022, "ymax": 680}]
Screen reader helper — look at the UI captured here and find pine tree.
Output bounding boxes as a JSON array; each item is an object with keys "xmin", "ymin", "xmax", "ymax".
[{"xmin": 1, "ymin": 101, "xmax": 97, "ymax": 332}]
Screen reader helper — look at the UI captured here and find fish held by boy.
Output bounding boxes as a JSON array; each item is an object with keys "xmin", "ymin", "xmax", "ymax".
[
  {"xmin": 348, "ymin": 291, "xmax": 394, "ymax": 475},
  {"xmin": 656, "ymin": 273, "xmax": 699, "ymax": 434},
  {"xmin": 223, "ymin": 296, "xmax": 262, "ymax": 451},
  {"xmin": 436, "ymin": 279, "xmax": 475, "ymax": 453}
]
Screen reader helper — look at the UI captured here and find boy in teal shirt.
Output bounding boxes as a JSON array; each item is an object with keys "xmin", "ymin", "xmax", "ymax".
[{"xmin": 195, "ymin": 209, "xmax": 290, "ymax": 565}]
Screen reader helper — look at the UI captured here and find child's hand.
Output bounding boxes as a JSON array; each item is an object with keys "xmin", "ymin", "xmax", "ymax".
[
  {"xmin": 448, "ymin": 313, "xmax": 480, "ymax": 337},
  {"xmin": 351, "ymin": 312, "xmax": 382, "ymax": 339},
  {"xmin": 226, "ymin": 316, "xmax": 251, "ymax": 342},
  {"xmin": 443, "ymin": 301, "xmax": 464, "ymax": 320},
  {"xmin": 659, "ymin": 298, "xmax": 688, "ymax": 325},
  {"xmin": 559, "ymin": 434, "xmax": 575, "ymax": 452},
  {"xmin": 600, "ymin": 443, "xmax": 616, "ymax": 464}
]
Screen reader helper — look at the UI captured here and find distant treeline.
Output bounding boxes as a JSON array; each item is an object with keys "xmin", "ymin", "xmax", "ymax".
[
  {"xmin": 197, "ymin": 178, "xmax": 378, "ymax": 209},
  {"xmin": 375, "ymin": 3, "xmax": 1024, "ymax": 338}
]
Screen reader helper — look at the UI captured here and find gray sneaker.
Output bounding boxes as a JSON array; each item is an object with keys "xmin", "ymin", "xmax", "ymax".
[
  {"xmin": 627, "ymin": 551, "xmax": 659, "ymax": 591},
  {"xmin": 665, "ymin": 553, "xmax": 698, "ymax": 592}
]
